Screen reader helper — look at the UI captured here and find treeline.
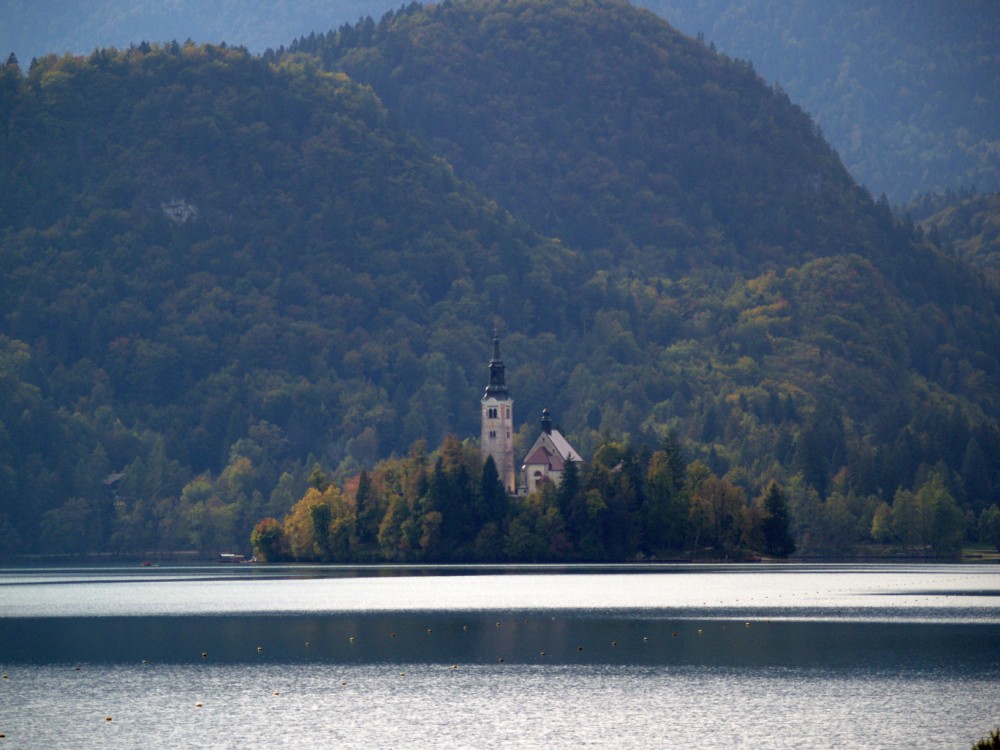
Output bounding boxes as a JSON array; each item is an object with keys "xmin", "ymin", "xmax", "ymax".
[{"xmin": 250, "ymin": 434, "xmax": 990, "ymax": 563}]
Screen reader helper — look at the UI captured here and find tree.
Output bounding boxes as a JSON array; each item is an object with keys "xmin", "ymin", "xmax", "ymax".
[
  {"xmin": 980, "ymin": 505, "xmax": 1000, "ymax": 552},
  {"xmin": 250, "ymin": 517, "xmax": 285, "ymax": 561},
  {"xmin": 759, "ymin": 482, "xmax": 796, "ymax": 557},
  {"xmin": 870, "ymin": 501, "xmax": 893, "ymax": 543},
  {"xmin": 892, "ymin": 488, "xmax": 921, "ymax": 550},
  {"xmin": 354, "ymin": 469, "xmax": 379, "ymax": 543},
  {"xmin": 915, "ymin": 473, "xmax": 963, "ymax": 556},
  {"xmin": 690, "ymin": 473, "xmax": 744, "ymax": 558},
  {"xmin": 478, "ymin": 455, "xmax": 508, "ymax": 528},
  {"xmin": 646, "ymin": 449, "xmax": 687, "ymax": 553},
  {"xmin": 283, "ymin": 485, "xmax": 355, "ymax": 561}
]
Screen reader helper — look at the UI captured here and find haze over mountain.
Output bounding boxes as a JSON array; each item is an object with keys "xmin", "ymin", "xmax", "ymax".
[
  {"xmin": 640, "ymin": 0, "xmax": 1000, "ymax": 203},
  {"xmin": 4, "ymin": 0, "xmax": 996, "ymax": 203},
  {"xmin": 0, "ymin": 0, "xmax": 397, "ymax": 66},
  {"xmin": 0, "ymin": 0, "xmax": 998, "ymax": 557}
]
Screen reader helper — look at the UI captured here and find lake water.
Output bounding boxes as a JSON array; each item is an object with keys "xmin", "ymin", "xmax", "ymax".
[{"xmin": 1, "ymin": 563, "xmax": 998, "ymax": 748}]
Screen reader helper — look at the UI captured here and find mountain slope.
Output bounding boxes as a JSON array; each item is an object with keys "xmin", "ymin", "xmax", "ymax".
[
  {"xmin": 6, "ymin": 1, "xmax": 995, "ymax": 206},
  {"xmin": 0, "ymin": 43, "xmax": 577, "ymax": 551},
  {"xmin": 641, "ymin": 0, "xmax": 1000, "ymax": 203},
  {"xmin": 305, "ymin": 0, "xmax": 1000, "ymax": 401},
  {"xmin": 310, "ymin": 0, "xmax": 872, "ymax": 272},
  {"xmin": 1, "ymin": 2, "xmax": 999, "ymax": 557},
  {"xmin": 911, "ymin": 191, "xmax": 1000, "ymax": 283},
  {"xmin": 305, "ymin": 0, "xmax": 1000, "ymax": 503}
]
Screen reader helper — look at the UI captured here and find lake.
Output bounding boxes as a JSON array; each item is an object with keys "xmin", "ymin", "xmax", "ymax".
[{"xmin": 1, "ymin": 563, "xmax": 998, "ymax": 748}]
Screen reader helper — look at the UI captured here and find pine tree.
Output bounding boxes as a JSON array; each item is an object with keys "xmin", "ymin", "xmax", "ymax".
[{"xmin": 761, "ymin": 482, "xmax": 796, "ymax": 557}]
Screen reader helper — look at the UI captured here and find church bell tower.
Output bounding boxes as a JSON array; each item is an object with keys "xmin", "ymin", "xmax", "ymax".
[{"xmin": 481, "ymin": 332, "xmax": 516, "ymax": 493}]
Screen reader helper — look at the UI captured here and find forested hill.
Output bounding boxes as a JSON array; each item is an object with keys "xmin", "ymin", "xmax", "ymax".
[
  {"xmin": 297, "ymin": 0, "xmax": 1000, "ymax": 440},
  {"xmin": 6, "ymin": 2, "xmax": 996, "ymax": 207},
  {"xmin": 307, "ymin": 0, "xmax": 868, "ymax": 269},
  {"xmin": 0, "ymin": 0, "xmax": 999, "ymax": 559},
  {"xmin": 0, "ymin": 43, "xmax": 578, "ymax": 553}
]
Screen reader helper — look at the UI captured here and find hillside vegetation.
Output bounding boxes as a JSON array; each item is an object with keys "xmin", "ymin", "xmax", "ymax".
[
  {"xmin": 910, "ymin": 190, "xmax": 1000, "ymax": 283},
  {"xmin": 6, "ymin": 1, "xmax": 994, "ymax": 206},
  {"xmin": 1, "ymin": 0, "xmax": 999, "ymax": 559},
  {"xmin": 641, "ymin": 0, "xmax": 1000, "ymax": 203}
]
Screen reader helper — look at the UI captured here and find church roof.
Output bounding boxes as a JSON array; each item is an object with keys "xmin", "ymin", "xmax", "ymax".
[
  {"xmin": 483, "ymin": 332, "xmax": 509, "ymax": 399},
  {"xmin": 524, "ymin": 445, "xmax": 566, "ymax": 471},
  {"xmin": 523, "ymin": 424, "xmax": 582, "ymax": 470},
  {"xmin": 547, "ymin": 429, "xmax": 583, "ymax": 463}
]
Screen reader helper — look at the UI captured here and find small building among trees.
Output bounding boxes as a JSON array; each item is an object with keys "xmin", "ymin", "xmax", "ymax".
[
  {"xmin": 522, "ymin": 408, "xmax": 583, "ymax": 494},
  {"xmin": 480, "ymin": 334, "xmax": 583, "ymax": 495}
]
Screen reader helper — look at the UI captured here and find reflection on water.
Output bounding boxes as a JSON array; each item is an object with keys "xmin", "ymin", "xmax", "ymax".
[
  {"xmin": 2, "ymin": 563, "xmax": 999, "ymax": 622},
  {"xmin": 2, "ymin": 613, "xmax": 998, "ymax": 672},
  {"xmin": 1, "ymin": 564, "xmax": 999, "ymax": 748},
  {"xmin": 1, "ymin": 662, "xmax": 998, "ymax": 750}
]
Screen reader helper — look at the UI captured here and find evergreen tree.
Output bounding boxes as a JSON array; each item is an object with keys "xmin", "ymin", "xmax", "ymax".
[
  {"xmin": 760, "ymin": 482, "xmax": 796, "ymax": 557},
  {"xmin": 478, "ymin": 455, "xmax": 508, "ymax": 528}
]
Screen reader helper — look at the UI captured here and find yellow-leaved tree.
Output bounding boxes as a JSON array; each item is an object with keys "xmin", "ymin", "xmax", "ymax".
[{"xmin": 283, "ymin": 485, "xmax": 356, "ymax": 562}]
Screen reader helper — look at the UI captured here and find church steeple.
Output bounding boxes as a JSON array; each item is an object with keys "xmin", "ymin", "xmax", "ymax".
[
  {"xmin": 484, "ymin": 330, "xmax": 508, "ymax": 398},
  {"xmin": 481, "ymin": 331, "xmax": 515, "ymax": 493}
]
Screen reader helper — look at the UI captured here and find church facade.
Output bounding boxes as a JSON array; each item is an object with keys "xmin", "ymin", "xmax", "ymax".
[
  {"xmin": 481, "ymin": 334, "xmax": 581, "ymax": 495},
  {"xmin": 521, "ymin": 407, "xmax": 583, "ymax": 494}
]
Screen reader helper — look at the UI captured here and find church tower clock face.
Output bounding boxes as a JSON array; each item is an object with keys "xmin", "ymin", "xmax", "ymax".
[{"xmin": 481, "ymin": 333, "xmax": 516, "ymax": 493}]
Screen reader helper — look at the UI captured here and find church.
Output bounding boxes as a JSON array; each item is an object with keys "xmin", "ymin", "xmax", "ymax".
[{"xmin": 481, "ymin": 334, "xmax": 582, "ymax": 495}]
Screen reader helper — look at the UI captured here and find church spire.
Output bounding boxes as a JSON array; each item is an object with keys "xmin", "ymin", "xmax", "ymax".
[
  {"xmin": 484, "ymin": 329, "xmax": 509, "ymax": 398},
  {"xmin": 481, "ymin": 331, "xmax": 516, "ymax": 493}
]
